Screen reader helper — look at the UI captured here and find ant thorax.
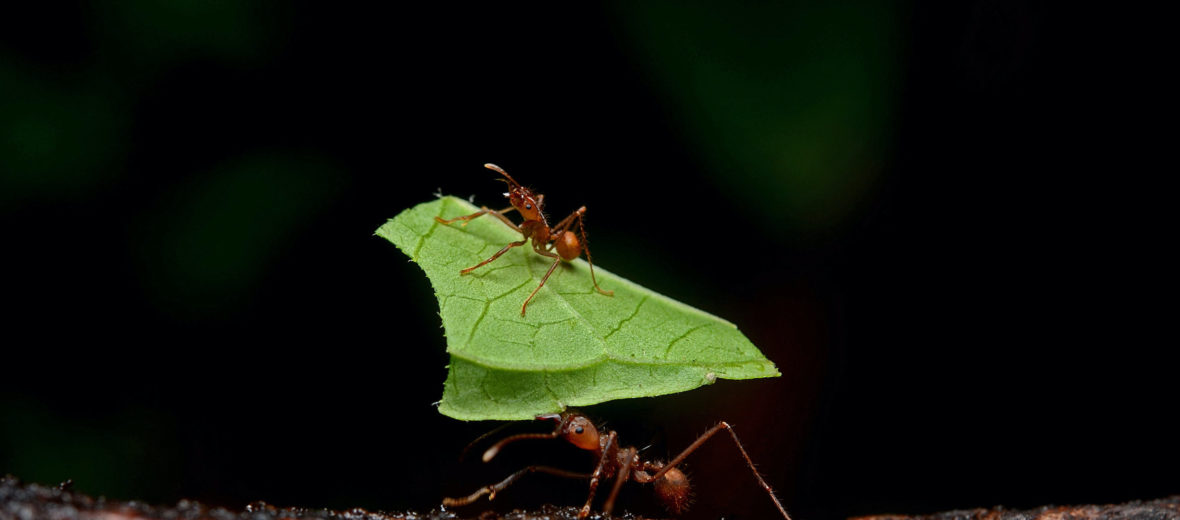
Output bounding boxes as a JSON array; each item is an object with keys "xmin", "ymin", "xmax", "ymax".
[{"xmin": 520, "ymin": 220, "xmax": 550, "ymax": 243}]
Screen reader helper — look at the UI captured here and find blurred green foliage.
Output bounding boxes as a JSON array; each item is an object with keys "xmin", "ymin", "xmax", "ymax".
[
  {"xmin": 614, "ymin": 2, "xmax": 900, "ymax": 234},
  {"xmin": 0, "ymin": 61, "xmax": 127, "ymax": 205},
  {"xmin": 0, "ymin": 397, "xmax": 177, "ymax": 501},
  {"xmin": 136, "ymin": 154, "xmax": 341, "ymax": 319},
  {"xmin": 1, "ymin": 0, "xmax": 278, "ymax": 205},
  {"xmin": 94, "ymin": 1, "xmax": 280, "ymax": 65}
]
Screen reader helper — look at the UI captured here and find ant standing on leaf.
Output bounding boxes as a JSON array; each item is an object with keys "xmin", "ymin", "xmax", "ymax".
[
  {"xmin": 434, "ymin": 163, "xmax": 613, "ymax": 316},
  {"xmin": 442, "ymin": 410, "xmax": 792, "ymax": 520}
]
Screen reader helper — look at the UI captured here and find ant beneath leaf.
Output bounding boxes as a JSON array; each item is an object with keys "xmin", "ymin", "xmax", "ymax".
[
  {"xmin": 434, "ymin": 163, "xmax": 612, "ymax": 316},
  {"xmin": 442, "ymin": 410, "xmax": 792, "ymax": 520}
]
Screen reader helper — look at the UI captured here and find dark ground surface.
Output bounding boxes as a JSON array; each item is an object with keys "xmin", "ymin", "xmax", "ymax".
[
  {"xmin": 853, "ymin": 497, "xmax": 1180, "ymax": 520},
  {"xmin": 4, "ymin": 476, "xmax": 1178, "ymax": 520},
  {"xmin": 0, "ymin": 475, "xmax": 638, "ymax": 520}
]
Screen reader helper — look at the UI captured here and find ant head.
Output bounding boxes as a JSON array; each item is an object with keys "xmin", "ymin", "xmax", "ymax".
[
  {"xmin": 539, "ymin": 411, "xmax": 600, "ymax": 451},
  {"xmin": 562, "ymin": 414, "xmax": 601, "ymax": 451},
  {"xmin": 485, "ymin": 163, "xmax": 543, "ymax": 221}
]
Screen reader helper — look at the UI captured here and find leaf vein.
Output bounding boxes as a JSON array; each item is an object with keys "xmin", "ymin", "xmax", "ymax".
[
  {"xmin": 466, "ymin": 299, "xmax": 491, "ymax": 346},
  {"xmin": 487, "ymin": 276, "xmax": 532, "ymax": 303},
  {"xmin": 604, "ymin": 295, "xmax": 649, "ymax": 341},
  {"xmin": 411, "ymin": 201, "xmax": 448, "ymax": 259},
  {"xmin": 663, "ymin": 323, "xmax": 711, "ymax": 359},
  {"xmin": 542, "ymin": 372, "xmax": 562, "ymax": 409}
]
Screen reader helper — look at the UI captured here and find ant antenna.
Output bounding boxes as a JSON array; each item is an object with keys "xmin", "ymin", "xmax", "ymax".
[
  {"xmin": 486, "ymin": 431, "xmax": 564, "ymax": 459},
  {"xmin": 484, "ymin": 163, "xmax": 521, "ymax": 187},
  {"xmin": 458, "ymin": 422, "xmax": 514, "ymax": 463},
  {"xmin": 483, "ymin": 432, "xmax": 561, "ymax": 462},
  {"xmin": 481, "ymin": 413, "xmax": 570, "ymax": 462}
]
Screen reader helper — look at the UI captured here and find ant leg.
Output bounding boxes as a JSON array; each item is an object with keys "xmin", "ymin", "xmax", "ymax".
[
  {"xmin": 550, "ymin": 208, "xmax": 612, "ymax": 297},
  {"xmin": 573, "ymin": 209, "xmax": 612, "ymax": 296},
  {"xmin": 647, "ymin": 422, "xmax": 792, "ymax": 520},
  {"xmin": 549, "ymin": 206, "xmax": 582, "ymax": 233},
  {"xmin": 579, "ymin": 430, "xmax": 618, "ymax": 519},
  {"xmin": 442, "ymin": 465, "xmax": 591, "ymax": 507},
  {"xmin": 521, "ymin": 247, "xmax": 563, "ymax": 316},
  {"xmin": 461, "ymin": 240, "xmax": 526, "ymax": 275},
  {"xmin": 602, "ymin": 446, "xmax": 637, "ymax": 517},
  {"xmin": 435, "ymin": 206, "xmax": 520, "ymax": 232}
]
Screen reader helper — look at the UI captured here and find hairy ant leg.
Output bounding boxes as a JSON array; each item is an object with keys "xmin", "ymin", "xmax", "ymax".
[
  {"xmin": 554, "ymin": 210, "xmax": 609, "ymax": 295},
  {"xmin": 548, "ymin": 206, "xmax": 580, "ymax": 232},
  {"xmin": 520, "ymin": 246, "xmax": 564, "ymax": 316},
  {"xmin": 601, "ymin": 446, "xmax": 637, "ymax": 517},
  {"xmin": 579, "ymin": 430, "xmax": 618, "ymax": 519},
  {"xmin": 442, "ymin": 465, "xmax": 592, "ymax": 507},
  {"xmin": 647, "ymin": 421, "xmax": 792, "ymax": 520},
  {"xmin": 574, "ymin": 209, "xmax": 611, "ymax": 297},
  {"xmin": 548, "ymin": 207, "xmax": 612, "ymax": 297},
  {"xmin": 459, "ymin": 240, "xmax": 527, "ymax": 275},
  {"xmin": 435, "ymin": 206, "xmax": 521, "ymax": 232}
]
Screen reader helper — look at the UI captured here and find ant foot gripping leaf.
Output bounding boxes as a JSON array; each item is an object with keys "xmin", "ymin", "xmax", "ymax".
[{"xmin": 378, "ymin": 196, "xmax": 780, "ymax": 420}]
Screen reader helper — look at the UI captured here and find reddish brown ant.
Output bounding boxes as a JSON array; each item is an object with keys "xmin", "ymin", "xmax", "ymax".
[
  {"xmin": 442, "ymin": 410, "xmax": 792, "ymax": 520},
  {"xmin": 433, "ymin": 163, "xmax": 612, "ymax": 316}
]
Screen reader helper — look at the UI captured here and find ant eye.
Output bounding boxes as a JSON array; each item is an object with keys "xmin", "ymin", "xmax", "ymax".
[
  {"xmin": 525, "ymin": 204, "xmax": 532, "ymax": 210},
  {"xmin": 575, "ymin": 426, "xmax": 584, "ymax": 435}
]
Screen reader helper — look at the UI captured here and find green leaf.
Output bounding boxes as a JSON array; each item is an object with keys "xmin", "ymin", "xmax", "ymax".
[{"xmin": 377, "ymin": 196, "xmax": 780, "ymax": 420}]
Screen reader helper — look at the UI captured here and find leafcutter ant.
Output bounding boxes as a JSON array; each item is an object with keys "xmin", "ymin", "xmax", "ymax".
[
  {"xmin": 434, "ymin": 163, "xmax": 613, "ymax": 316},
  {"xmin": 442, "ymin": 410, "xmax": 792, "ymax": 520}
]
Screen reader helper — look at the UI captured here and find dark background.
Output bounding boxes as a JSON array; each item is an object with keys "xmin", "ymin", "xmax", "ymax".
[{"xmin": 2, "ymin": 2, "xmax": 1173, "ymax": 520}]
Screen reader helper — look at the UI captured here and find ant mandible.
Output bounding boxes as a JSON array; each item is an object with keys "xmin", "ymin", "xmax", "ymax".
[
  {"xmin": 434, "ymin": 163, "xmax": 613, "ymax": 316},
  {"xmin": 442, "ymin": 410, "xmax": 792, "ymax": 520}
]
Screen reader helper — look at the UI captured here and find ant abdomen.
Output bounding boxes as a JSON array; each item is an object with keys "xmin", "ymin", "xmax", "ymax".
[
  {"xmin": 555, "ymin": 230, "xmax": 581, "ymax": 261},
  {"xmin": 654, "ymin": 467, "xmax": 693, "ymax": 515}
]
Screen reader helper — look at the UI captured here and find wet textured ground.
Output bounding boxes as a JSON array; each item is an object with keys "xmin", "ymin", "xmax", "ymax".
[
  {"xmin": 0, "ymin": 476, "xmax": 641, "ymax": 520},
  {"xmin": 852, "ymin": 497, "xmax": 1180, "ymax": 520},
  {"xmin": 4, "ymin": 475, "xmax": 1177, "ymax": 520}
]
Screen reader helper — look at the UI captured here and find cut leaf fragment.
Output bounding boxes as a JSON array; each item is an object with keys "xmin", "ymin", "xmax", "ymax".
[{"xmin": 377, "ymin": 196, "xmax": 780, "ymax": 420}]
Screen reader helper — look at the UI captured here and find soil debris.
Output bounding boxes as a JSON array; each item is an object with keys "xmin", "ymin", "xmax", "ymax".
[{"xmin": 0, "ymin": 475, "xmax": 643, "ymax": 520}]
